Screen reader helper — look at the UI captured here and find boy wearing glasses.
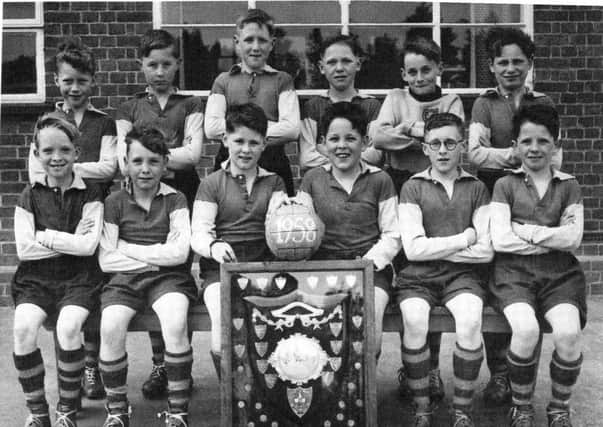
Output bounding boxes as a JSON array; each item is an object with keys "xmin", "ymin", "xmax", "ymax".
[
  {"xmin": 395, "ymin": 113, "xmax": 493, "ymax": 427},
  {"xmin": 204, "ymin": 8, "xmax": 300, "ymax": 195}
]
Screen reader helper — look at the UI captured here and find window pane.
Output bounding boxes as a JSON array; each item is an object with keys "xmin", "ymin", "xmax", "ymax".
[
  {"xmin": 162, "ymin": 1, "xmax": 248, "ymax": 25},
  {"xmin": 351, "ymin": 26, "xmax": 431, "ymax": 89},
  {"xmin": 350, "ymin": 1, "xmax": 432, "ymax": 24},
  {"xmin": 440, "ymin": 26, "xmax": 504, "ymax": 89},
  {"xmin": 257, "ymin": 1, "xmax": 340, "ymax": 24},
  {"xmin": 3, "ymin": 2, "xmax": 35, "ymax": 20},
  {"xmin": 441, "ymin": 3, "xmax": 521, "ymax": 24},
  {"xmin": 2, "ymin": 31, "xmax": 37, "ymax": 94}
]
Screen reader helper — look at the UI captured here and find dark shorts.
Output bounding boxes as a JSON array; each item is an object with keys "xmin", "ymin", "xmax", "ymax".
[
  {"xmin": 492, "ymin": 251, "xmax": 587, "ymax": 328},
  {"xmin": 311, "ymin": 247, "xmax": 394, "ymax": 293},
  {"xmin": 101, "ymin": 267, "xmax": 198, "ymax": 313},
  {"xmin": 11, "ymin": 257, "xmax": 103, "ymax": 316},
  {"xmin": 394, "ymin": 261, "xmax": 488, "ymax": 307},
  {"xmin": 199, "ymin": 240, "xmax": 274, "ymax": 293}
]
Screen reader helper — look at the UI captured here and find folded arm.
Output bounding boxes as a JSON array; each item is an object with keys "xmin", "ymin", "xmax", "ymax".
[
  {"xmin": 14, "ymin": 206, "xmax": 60, "ymax": 260},
  {"xmin": 445, "ymin": 204, "xmax": 494, "ymax": 263},
  {"xmin": 490, "ymin": 201, "xmax": 549, "ymax": 254},
  {"xmin": 74, "ymin": 135, "xmax": 118, "ymax": 180},
  {"xmin": 167, "ymin": 112, "xmax": 204, "ymax": 170},
  {"xmin": 98, "ymin": 221, "xmax": 151, "ymax": 272},
  {"xmin": 266, "ymin": 89, "xmax": 301, "ymax": 146},
  {"xmin": 204, "ymin": 93, "xmax": 227, "ymax": 140}
]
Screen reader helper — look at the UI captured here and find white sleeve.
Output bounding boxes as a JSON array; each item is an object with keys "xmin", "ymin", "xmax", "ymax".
[{"xmin": 204, "ymin": 93, "xmax": 227, "ymax": 140}]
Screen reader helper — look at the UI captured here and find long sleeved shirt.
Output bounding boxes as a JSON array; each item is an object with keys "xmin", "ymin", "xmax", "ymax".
[
  {"xmin": 15, "ymin": 174, "xmax": 103, "ymax": 261},
  {"xmin": 191, "ymin": 161, "xmax": 286, "ymax": 258},
  {"xmin": 398, "ymin": 168, "xmax": 493, "ymax": 263},
  {"xmin": 28, "ymin": 102, "xmax": 117, "ymax": 185},
  {"xmin": 297, "ymin": 162, "xmax": 401, "ymax": 270},
  {"xmin": 491, "ymin": 168, "xmax": 583, "ymax": 255},
  {"xmin": 99, "ymin": 183, "xmax": 191, "ymax": 272},
  {"xmin": 371, "ymin": 88, "xmax": 464, "ymax": 173},
  {"xmin": 468, "ymin": 87, "xmax": 562, "ymax": 170},
  {"xmin": 204, "ymin": 64, "xmax": 300, "ymax": 146},
  {"xmin": 299, "ymin": 92, "xmax": 383, "ymax": 171},
  {"xmin": 115, "ymin": 90, "xmax": 204, "ymax": 175}
]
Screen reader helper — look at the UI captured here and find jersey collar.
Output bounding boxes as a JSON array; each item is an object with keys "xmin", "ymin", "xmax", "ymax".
[
  {"xmin": 319, "ymin": 90, "xmax": 375, "ymax": 102},
  {"xmin": 412, "ymin": 167, "xmax": 477, "ymax": 182},
  {"xmin": 32, "ymin": 172, "xmax": 87, "ymax": 190},
  {"xmin": 220, "ymin": 159, "xmax": 275, "ymax": 178},
  {"xmin": 125, "ymin": 181, "xmax": 177, "ymax": 197},
  {"xmin": 229, "ymin": 63, "xmax": 278, "ymax": 75},
  {"xmin": 480, "ymin": 86, "xmax": 547, "ymax": 99},
  {"xmin": 510, "ymin": 167, "xmax": 574, "ymax": 181},
  {"xmin": 320, "ymin": 160, "xmax": 381, "ymax": 175},
  {"xmin": 55, "ymin": 101, "xmax": 107, "ymax": 116}
]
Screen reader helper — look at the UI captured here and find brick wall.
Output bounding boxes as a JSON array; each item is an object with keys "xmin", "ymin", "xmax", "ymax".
[{"xmin": 1, "ymin": 2, "xmax": 602, "ymax": 304}]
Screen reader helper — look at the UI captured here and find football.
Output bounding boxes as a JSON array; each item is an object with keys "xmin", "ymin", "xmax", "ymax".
[{"xmin": 265, "ymin": 203, "xmax": 325, "ymax": 261}]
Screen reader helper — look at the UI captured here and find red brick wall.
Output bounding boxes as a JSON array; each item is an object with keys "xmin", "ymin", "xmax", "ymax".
[{"xmin": 1, "ymin": 2, "xmax": 602, "ymax": 303}]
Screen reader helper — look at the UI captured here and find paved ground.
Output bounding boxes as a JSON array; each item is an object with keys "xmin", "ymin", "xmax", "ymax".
[{"xmin": 2, "ymin": 298, "xmax": 603, "ymax": 426}]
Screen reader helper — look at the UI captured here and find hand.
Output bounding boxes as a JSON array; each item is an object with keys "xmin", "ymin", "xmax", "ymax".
[
  {"xmin": 463, "ymin": 227, "xmax": 477, "ymax": 246},
  {"xmin": 76, "ymin": 218, "xmax": 95, "ymax": 235},
  {"xmin": 211, "ymin": 241, "xmax": 237, "ymax": 264},
  {"xmin": 409, "ymin": 121, "xmax": 425, "ymax": 138}
]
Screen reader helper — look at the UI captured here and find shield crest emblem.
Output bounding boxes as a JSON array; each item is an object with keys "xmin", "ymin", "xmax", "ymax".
[{"xmin": 287, "ymin": 386, "xmax": 313, "ymax": 418}]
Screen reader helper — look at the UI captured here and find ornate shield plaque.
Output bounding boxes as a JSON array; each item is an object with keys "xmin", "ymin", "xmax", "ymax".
[{"xmin": 221, "ymin": 260, "xmax": 376, "ymax": 427}]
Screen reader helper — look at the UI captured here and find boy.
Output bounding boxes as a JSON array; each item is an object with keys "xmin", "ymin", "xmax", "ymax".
[
  {"xmin": 395, "ymin": 113, "xmax": 493, "ymax": 427},
  {"xmin": 98, "ymin": 126, "xmax": 197, "ymax": 427},
  {"xmin": 468, "ymin": 27, "xmax": 558, "ymax": 406},
  {"xmin": 296, "ymin": 102, "xmax": 400, "ymax": 359},
  {"xmin": 299, "ymin": 34, "xmax": 382, "ymax": 172},
  {"xmin": 27, "ymin": 36, "xmax": 118, "ymax": 401},
  {"xmin": 371, "ymin": 36, "xmax": 464, "ymax": 400},
  {"xmin": 490, "ymin": 104, "xmax": 585, "ymax": 427},
  {"xmin": 13, "ymin": 114, "xmax": 104, "ymax": 427},
  {"xmin": 115, "ymin": 29, "xmax": 204, "ymax": 399},
  {"xmin": 191, "ymin": 103, "xmax": 286, "ymax": 376},
  {"xmin": 204, "ymin": 8, "xmax": 300, "ymax": 196}
]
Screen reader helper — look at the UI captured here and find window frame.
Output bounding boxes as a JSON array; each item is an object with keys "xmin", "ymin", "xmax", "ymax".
[
  {"xmin": 154, "ymin": 0, "xmax": 533, "ymax": 97},
  {"xmin": 1, "ymin": 2, "xmax": 45, "ymax": 103}
]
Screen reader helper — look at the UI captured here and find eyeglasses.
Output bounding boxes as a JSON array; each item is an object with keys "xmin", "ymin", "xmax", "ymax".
[{"xmin": 423, "ymin": 138, "xmax": 463, "ymax": 151}]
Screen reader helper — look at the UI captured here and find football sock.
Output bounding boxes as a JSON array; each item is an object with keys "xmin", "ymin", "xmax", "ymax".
[
  {"xmin": 507, "ymin": 349, "xmax": 538, "ymax": 407},
  {"xmin": 100, "ymin": 353, "xmax": 129, "ymax": 413},
  {"xmin": 548, "ymin": 350, "xmax": 582, "ymax": 411},
  {"xmin": 14, "ymin": 349, "xmax": 48, "ymax": 415},
  {"xmin": 57, "ymin": 346, "xmax": 85, "ymax": 409},
  {"xmin": 165, "ymin": 347, "xmax": 193, "ymax": 413},
  {"xmin": 452, "ymin": 342, "xmax": 484, "ymax": 413},
  {"xmin": 401, "ymin": 342, "xmax": 431, "ymax": 409}
]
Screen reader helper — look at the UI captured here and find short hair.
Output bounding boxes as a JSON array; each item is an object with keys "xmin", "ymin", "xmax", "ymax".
[
  {"xmin": 320, "ymin": 102, "xmax": 368, "ymax": 138},
  {"xmin": 402, "ymin": 36, "xmax": 441, "ymax": 65},
  {"xmin": 512, "ymin": 104, "xmax": 559, "ymax": 141},
  {"xmin": 33, "ymin": 113, "xmax": 80, "ymax": 148},
  {"xmin": 425, "ymin": 113, "xmax": 464, "ymax": 134},
  {"xmin": 54, "ymin": 37, "xmax": 95, "ymax": 75},
  {"xmin": 320, "ymin": 34, "xmax": 363, "ymax": 58},
  {"xmin": 236, "ymin": 9, "xmax": 275, "ymax": 37},
  {"xmin": 125, "ymin": 125, "xmax": 170, "ymax": 156},
  {"xmin": 485, "ymin": 27, "xmax": 535, "ymax": 61},
  {"xmin": 139, "ymin": 29, "xmax": 179, "ymax": 59},
  {"xmin": 225, "ymin": 103, "xmax": 268, "ymax": 137}
]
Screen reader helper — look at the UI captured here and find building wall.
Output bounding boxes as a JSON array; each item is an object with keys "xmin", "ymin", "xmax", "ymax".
[{"xmin": 1, "ymin": 2, "xmax": 602, "ymax": 303}]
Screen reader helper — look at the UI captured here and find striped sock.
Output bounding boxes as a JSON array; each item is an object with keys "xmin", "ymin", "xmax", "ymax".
[
  {"xmin": 452, "ymin": 342, "xmax": 484, "ymax": 413},
  {"xmin": 507, "ymin": 350, "xmax": 538, "ymax": 406},
  {"xmin": 548, "ymin": 351, "xmax": 582, "ymax": 412},
  {"xmin": 57, "ymin": 346, "xmax": 85, "ymax": 409},
  {"xmin": 83, "ymin": 330, "xmax": 100, "ymax": 368},
  {"xmin": 100, "ymin": 354, "xmax": 129, "ymax": 413},
  {"xmin": 401, "ymin": 342, "xmax": 431, "ymax": 409},
  {"xmin": 428, "ymin": 332, "xmax": 441, "ymax": 370},
  {"xmin": 165, "ymin": 348, "xmax": 193, "ymax": 413},
  {"xmin": 14, "ymin": 349, "xmax": 48, "ymax": 415},
  {"xmin": 149, "ymin": 331, "xmax": 165, "ymax": 365}
]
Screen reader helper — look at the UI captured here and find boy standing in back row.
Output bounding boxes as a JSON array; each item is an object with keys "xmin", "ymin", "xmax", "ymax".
[
  {"xmin": 204, "ymin": 8, "xmax": 300, "ymax": 196},
  {"xmin": 115, "ymin": 29, "xmax": 204, "ymax": 400}
]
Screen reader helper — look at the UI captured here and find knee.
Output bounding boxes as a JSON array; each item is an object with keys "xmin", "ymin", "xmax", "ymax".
[
  {"xmin": 56, "ymin": 316, "xmax": 85, "ymax": 343},
  {"xmin": 455, "ymin": 314, "xmax": 482, "ymax": 341},
  {"xmin": 100, "ymin": 318, "xmax": 127, "ymax": 347},
  {"xmin": 13, "ymin": 320, "xmax": 38, "ymax": 347},
  {"xmin": 553, "ymin": 325, "xmax": 581, "ymax": 355},
  {"xmin": 512, "ymin": 323, "xmax": 540, "ymax": 350},
  {"xmin": 161, "ymin": 317, "xmax": 188, "ymax": 343},
  {"xmin": 401, "ymin": 310, "xmax": 429, "ymax": 338}
]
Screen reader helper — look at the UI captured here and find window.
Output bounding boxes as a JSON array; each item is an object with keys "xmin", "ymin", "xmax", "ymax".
[
  {"xmin": 156, "ymin": 0, "xmax": 533, "ymax": 95},
  {"xmin": 1, "ymin": 2, "xmax": 45, "ymax": 103}
]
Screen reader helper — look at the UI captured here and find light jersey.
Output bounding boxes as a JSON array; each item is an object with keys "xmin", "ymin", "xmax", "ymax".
[
  {"xmin": 28, "ymin": 102, "xmax": 117, "ymax": 186},
  {"xmin": 98, "ymin": 183, "xmax": 191, "ymax": 273},
  {"xmin": 14, "ymin": 173, "xmax": 104, "ymax": 263},
  {"xmin": 371, "ymin": 87, "xmax": 464, "ymax": 173},
  {"xmin": 297, "ymin": 162, "xmax": 400, "ymax": 270},
  {"xmin": 398, "ymin": 168, "xmax": 493, "ymax": 264},
  {"xmin": 299, "ymin": 93, "xmax": 382, "ymax": 171},
  {"xmin": 490, "ymin": 168, "xmax": 583, "ymax": 255},
  {"xmin": 190, "ymin": 161, "xmax": 286, "ymax": 259},
  {"xmin": 468, "ymin": 87, "xmax": 560, "ymax": 170}
]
